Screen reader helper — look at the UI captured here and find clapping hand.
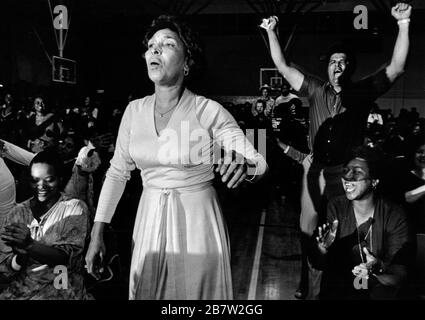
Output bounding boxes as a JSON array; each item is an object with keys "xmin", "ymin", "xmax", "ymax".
[
  {"xmin": 1, "ymin": 223, "xmax": 33, "ymax": 260},
  {"xmin": 352, "ymin": 247, "xmax": 381, "ymax": 279},
  {"xmin": 391, "ymin": 2, "xmax": 412, "ymax": 21},
  {"xmin": 316, "ymin": 220, "xmax": 338, "ymax": 253}
]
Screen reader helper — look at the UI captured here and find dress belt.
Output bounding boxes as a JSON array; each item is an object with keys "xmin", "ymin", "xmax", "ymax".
[{"xmin": 143, "ymin": 181, "xmax": 213, "ymax": 195}]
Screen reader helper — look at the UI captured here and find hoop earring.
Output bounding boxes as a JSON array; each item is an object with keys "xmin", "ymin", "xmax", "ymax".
[{"xmin": 184, "ymin": 68, "xmax": 189, "ymax": 76}]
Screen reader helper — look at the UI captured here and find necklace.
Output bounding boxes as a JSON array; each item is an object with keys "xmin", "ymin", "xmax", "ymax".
[
  {"xmin": 355, "ymin": 218, "xmax": 373, "ymax": 264},
  {"xmin": 155, "ymin": 103, "xmax": 178, "ymax": 118}
]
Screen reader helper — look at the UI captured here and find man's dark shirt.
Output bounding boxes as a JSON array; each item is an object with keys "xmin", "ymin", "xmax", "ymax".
[{"xmin": 298, "ymin": 68, "xmax": 392, "ymax": 165}]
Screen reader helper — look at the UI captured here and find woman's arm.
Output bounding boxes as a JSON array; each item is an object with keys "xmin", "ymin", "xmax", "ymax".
[
  {"xmin": 199, "ymin": 99, "xmax": 268, "ymax": 187},
  {"xmin": 405, "ymin": 184, "xmax": 425, "ymax": 203},
  {"xmin": 1, "ymin": 139, "xmax": 34, "ymax": 165},
  {"xmin": 371, "ymin": 204, "xmax": 412, "ymax": 288},
  {"xmin": 1, "ymin": 224, "xmax": 68, "ymax": 268},
  {"xmin": 25, "ymin": 241, "xmax": 68, "ymax": 267},
  {"xmin": 85, "ymin": 104, "xmax": 135, "ymax": 279},
  {"xmin": 93, "ymin": 104, "xmax": 135, "ymax": 224},
  {"xmin": 276, "ymin": 138, "xmax": 308, "ymax": 164}
]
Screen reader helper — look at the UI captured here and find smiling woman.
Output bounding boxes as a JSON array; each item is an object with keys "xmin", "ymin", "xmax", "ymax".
[
  {"xmin": 84, "ymin": 15, "xmax": 268, "ymax": 300},
  {"xmin": 0, "ymin": 148, "xmax": 92, "ymax": 300},
  {"xmin": 311, "ymin": 146, "xmax": 415, "ymax": 300}
]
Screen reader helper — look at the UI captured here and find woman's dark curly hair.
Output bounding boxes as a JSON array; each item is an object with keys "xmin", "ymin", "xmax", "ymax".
[
  {"xmin": 344, "ymin": 145, "xmax": 385, "ymax": 180},
  {"xmin": 30, "ymin": 147, "xmax": 64, "ymax": 181},
  {"xmin": 143, "ymin": 15, "xmax": 205, "ymax": 81}
]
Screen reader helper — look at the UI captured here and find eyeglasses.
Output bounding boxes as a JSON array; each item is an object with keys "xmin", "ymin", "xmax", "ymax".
[
  {"xmin": 415, "ymin": 150, "xmax": 425, "ymax": 156},
  {"xmin": 341, "ymin": 167, "xmax": 370, "ymax": 182}
]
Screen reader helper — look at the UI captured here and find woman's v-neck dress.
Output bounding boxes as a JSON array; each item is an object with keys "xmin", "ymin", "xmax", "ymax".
[{"xmin": 94, "ymin": 88, "xmax": 267, "ymax": 299}]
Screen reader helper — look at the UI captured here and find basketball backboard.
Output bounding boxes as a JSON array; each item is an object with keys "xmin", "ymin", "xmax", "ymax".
[
  {"xmin": 52, "ymin": 56, "xmax": 76, "ymax": 84},
  {"xmin": 259, "ymin": 68, "xmax": 283, "ymax": 91}
]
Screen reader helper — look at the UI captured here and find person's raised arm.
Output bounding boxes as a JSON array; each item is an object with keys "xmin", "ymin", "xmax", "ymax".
[
  {"xmin": 385, "ymin": 3, "xmax": 412, "ymax": 83},
  {"xmin": 263, "ymin": 16, "xmax": 304, "ymax": 91}
]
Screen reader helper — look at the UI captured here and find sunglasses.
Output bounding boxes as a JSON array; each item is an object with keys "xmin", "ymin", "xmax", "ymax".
[{"xmin": 341, "ymin": 167, "xmax": 371, "ymax": 182}]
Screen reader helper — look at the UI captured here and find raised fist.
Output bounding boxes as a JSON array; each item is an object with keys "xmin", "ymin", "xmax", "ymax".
[
  {"xmin": 260, "ymin": 16, "xmax": 279, "ymax": 31},
  {"xmin": 391, "ymin": 2, "xmax": 412, "ymax": 21}
]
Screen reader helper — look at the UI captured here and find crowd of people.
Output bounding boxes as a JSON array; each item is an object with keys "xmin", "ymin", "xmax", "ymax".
[{"xmin": 0, "ymin": 2, "xmax": 424, "ymax": 301}]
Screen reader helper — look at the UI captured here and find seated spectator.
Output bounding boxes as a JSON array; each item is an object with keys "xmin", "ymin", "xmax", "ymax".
[
  {"xmin": 1, "ymin": 138, "xmax": 101, "ymax": 219},
  {"xmin": 25, "ymin": 96, "xmax": 64, "ymax": 153},
  {"xmin": 252, "ymin": 100, "xmax": 272, "ymax": 129},
  {"xmin": 0, "ymin": 93, "xmax": 18, "ymax": 145},
  {"xmin": 274, "ymin": 82, "xmax": 302, "ymax": 120},
  {"xmin": 0, "ymin": 148, "xmax": 92, "ymax": 299},
  {"xmin": 258, "ymin": 84, "xmax": 275, "ymax": 116},
  {"xmin": 311, "ymin": 146, "xmax": 414, "ymax": 300}
]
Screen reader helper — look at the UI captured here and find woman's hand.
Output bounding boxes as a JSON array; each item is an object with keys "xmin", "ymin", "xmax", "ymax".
[
  {"xmin": 316, "ymin": 220, "xmax": 338, "ymax": 253},
  {"xmin": 1, "ymin": 223, "xmax": 33, "ymax": 250},
  {"xmin": 85, "ymin": 232, "xmax": 106, "ymax": 280},
  {"xmin": 215, "ymin": 150, "xmax": 255, "ymax": 189},
  {"xmin": 352, "ymin": 247, "xmax": 383, "ymax": 279}
]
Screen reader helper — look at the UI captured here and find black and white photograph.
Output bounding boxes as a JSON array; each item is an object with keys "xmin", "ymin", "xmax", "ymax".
[{"xmin": 0, "ymin": 0, "xmax": 424, "ymax": 311}]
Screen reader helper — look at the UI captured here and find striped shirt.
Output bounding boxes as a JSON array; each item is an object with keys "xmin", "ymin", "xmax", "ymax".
[{"xmin": 298, "ymin": 68, "xmax": 391, "ymax": 165}]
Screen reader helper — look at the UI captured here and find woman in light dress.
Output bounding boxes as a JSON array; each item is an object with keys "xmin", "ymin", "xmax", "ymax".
[{"xmin": 85, "ymin": 15, "xmax": 267, "ymax": 300}]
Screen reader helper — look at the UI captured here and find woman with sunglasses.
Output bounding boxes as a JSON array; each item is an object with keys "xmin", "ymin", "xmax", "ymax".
[{"xmin": 311, "ymin": 146, "xmax": 414, "ymax": 299}]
